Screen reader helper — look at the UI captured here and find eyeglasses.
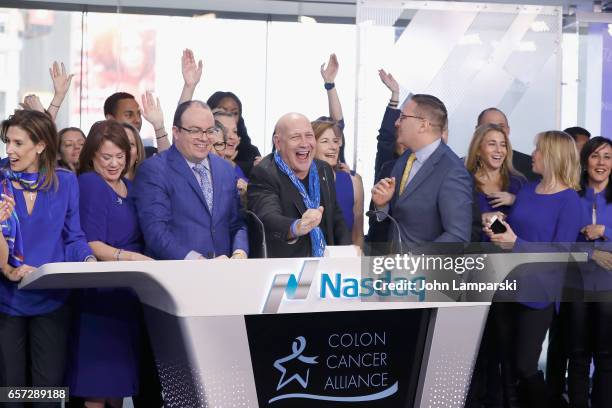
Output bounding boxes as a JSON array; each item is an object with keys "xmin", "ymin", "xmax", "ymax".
[
  {"xmin": 212, "ymin": 142, "xmax": 227, "ymax": 151},
  {"xmin": 399, "ymin": 114, "xmax": 425, "ymax": 122},
  {"xmin": 178, "ymin": 126, "xmax": 220, "ymax": 138}
]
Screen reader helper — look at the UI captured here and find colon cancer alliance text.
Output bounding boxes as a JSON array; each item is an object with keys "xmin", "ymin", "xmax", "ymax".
[{"xmin": 376, "ymin": 279, "xmax": 518, "ymax": 292}]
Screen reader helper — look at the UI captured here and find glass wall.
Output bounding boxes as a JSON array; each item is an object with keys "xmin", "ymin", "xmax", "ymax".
[{"xmin": 0, "ymin": 7, "xmax": 356, "ymax": 156}]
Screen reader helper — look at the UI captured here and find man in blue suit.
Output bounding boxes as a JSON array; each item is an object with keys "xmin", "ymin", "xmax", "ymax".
[
  {"xmin": 133, "ymin": 100, "xmax": 248, "ymax": 260},
  {"xmin": 371, "ymin": 94, "xmax": 472, "ymax": 248}
]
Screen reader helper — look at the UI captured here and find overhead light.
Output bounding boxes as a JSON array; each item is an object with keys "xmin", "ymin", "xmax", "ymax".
[
  {"xmin": 530, "ymin": 21, "xmax": 550, "ymax": 32},
  {"xmin": 517, "ymin": 41, "xmax": 537, "ymax": 52},
  {"xmin": 299, "ymin": 16, "xmax": 317, "ymax": 24},
  {"xmin": 458, "ymin": 33, "xmax": 482, "ymax": 45}
]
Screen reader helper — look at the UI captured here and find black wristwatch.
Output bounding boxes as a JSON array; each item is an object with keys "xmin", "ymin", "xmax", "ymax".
[{"xmin": 324, "ymin": 82, "xmax": 335, "ymax": 90}]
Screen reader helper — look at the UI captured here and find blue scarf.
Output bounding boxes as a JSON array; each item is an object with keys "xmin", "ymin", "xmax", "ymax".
[
  {"xmin": 274, "ymin": 152, "xmax": 326, "ymax": 257},
  {"xmin": 0, "ymin": 159, "xmax": 28, "ymax": 268}
]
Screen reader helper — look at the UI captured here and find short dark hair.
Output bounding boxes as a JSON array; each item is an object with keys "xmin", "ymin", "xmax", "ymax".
[
  {"xmin": 411, "ymin": 94, "xmax": 448, "ymax": 132},
  {"xmin": 477, "ymin": 107, "xmax": 508, "ymax": 127},
  {"xmin": 78, "ymin": 119, "xmax": 131, "ymax": 178},
  {"xmin": 103, "ymin": 92, "xmax": 136, "ymax": 117},
  {"xmin": 564, "ymin": 126, "xmax": 591, "ymax": 141},
  {"xmin": 173, "ymin": 100, "xmax": 210, "ymax": 128}
]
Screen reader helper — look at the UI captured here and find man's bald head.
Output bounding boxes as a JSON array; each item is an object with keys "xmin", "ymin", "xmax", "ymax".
[{"xmin": 273, "ymin": 112, "xmax": 315, "ymax": 179}]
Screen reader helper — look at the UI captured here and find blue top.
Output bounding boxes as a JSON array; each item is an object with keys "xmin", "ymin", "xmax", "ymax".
[
  {"xmin": 476, "ymin": 174, "xmax": 525, "ymax": 215},
  {"xmin": 575, "ymin": 188, "xmax": 612, "ymax": 291},
  {"xmin": 78, "ymin": 172, "xmax": 143, "ymax": 253},
  {"xmin": 506, "ymin": 182, "xmax": 582, "ymax": 308},
  {"xmin": 477, "ymin": 174, "xmax": 525, "ymax": 241},
  {"xmin": 235, "ymin": 164, "xmax": 248, "ymax": 182},
  {"xmin": 335, "ymin": 170, "xmax": 354, "ymax": 232},
  {"xmin": 0, "ymin": 168, "xmax": 92, "ymax": 316}
]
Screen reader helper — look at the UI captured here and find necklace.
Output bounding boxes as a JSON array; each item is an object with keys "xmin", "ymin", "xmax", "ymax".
[{"xmin": 27, "ymin": 191, "xmax": 36, "ymax": 201}]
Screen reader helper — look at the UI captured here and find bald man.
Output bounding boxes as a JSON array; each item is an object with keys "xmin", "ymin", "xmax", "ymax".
[{"xmin": 247, "ymin": 113, "xmax": 350, "ymax": 258}]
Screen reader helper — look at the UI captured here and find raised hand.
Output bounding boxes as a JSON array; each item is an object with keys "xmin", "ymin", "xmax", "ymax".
[
  {"xmin": 378, "ymin": 69, "xmax": 399, "ymax": 99},
  {"xmin": 182, "ymin": 49, "xmax": 203, "ymax": 87},
  {"xmin": 141, "ymin": 91, "xmax": 164, "ymax": 130},
  {"xmin": 488, "ymin": 192, "xmax": 516, "ymax": 208},
  {"xmin": 20, "ymin": 95, "xmax": 45, "ymax": 113},
  {"xmin": 371, "ymin": 177, "xmax": 396, "ymax": 208},
  {"xmin": 320, "ymin": 53, "xmax": 339, "ymax": 83},
  {"xmin": 49, "ymin": 61, "xmax": 74, "ymax": 97}
]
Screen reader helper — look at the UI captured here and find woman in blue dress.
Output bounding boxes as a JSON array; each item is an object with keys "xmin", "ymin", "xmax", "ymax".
[
  {"xmin": 567, "ymin": 136, "xmax": 612, "ymax": 408},
  {"xmin": 0, "ymin": 109, "xmax": 94, "ymax": 398},
  {"xmin": 465, "ymin": 123, "xmax": 525, "ymax": 240},
  {"xmin": 485, "ymin": 130, "xmax": 582, "ymax": 408},
  {"xmin": 66, "ymin": 120, "xmax": 152, "ymax": 408}
]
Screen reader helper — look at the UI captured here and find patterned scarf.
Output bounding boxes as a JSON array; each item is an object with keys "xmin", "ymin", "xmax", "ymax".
[
  {"xmin": 0, "ymin": 165, "xmax": 25, "ymax": 267},
  {"xmin": 274, "ymin": 152, "xmax": 326, "ymax": 257}
]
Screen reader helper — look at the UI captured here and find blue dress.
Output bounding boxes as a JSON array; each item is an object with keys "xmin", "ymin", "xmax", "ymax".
[
  {"xmin": 0, "ymin": 168, "xmax": 92, "ymax": 316},
  {"xmin": 66, "ymin": 172, "xmax": 142, "ymax": 397},
  {"xmin": 335, "ymin": 170, "xmax": 354, "ymax": 233},
  {"xmin": 505, "ymin": 182, "xmax": 582, "ymax": 308}
]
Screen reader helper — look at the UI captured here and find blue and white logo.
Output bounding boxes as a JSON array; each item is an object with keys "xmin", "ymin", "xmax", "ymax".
[{"xmin": 273, "ymin": 336, "xmax": 318, "ymax": 390}]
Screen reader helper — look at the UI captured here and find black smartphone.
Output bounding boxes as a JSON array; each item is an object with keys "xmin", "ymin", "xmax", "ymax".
[{"xmin": 490, "ymin": 215, "xmax": 507, "ymax": 234}]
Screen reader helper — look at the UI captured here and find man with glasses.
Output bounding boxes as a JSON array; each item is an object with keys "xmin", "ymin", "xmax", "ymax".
[
  {"xmin": 371, "ymin": 94, "xmax": 472, "ymax": 248},
  {"xmin": 133, "ymin": 100, "xmax": 248, "ymax": 260}
]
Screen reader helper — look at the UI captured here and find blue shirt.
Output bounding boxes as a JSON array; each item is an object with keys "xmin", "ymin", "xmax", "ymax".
[{"xmin": 0, "ymin": 169, "xmax": 92, "ymax": 316}]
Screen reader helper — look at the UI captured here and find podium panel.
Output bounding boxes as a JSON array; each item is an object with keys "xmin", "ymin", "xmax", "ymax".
[{"xmin": 20, "ymin": 256, "xmax": 492, "ymax": 407}]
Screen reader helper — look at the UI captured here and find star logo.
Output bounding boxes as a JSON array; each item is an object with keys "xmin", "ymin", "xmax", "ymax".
[{"xmin": 273, "ymin": 336, "xmax": 318, "ymax": 391}]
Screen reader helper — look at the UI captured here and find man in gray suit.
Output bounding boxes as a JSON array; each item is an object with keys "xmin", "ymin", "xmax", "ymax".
[{"xmin": 371, "ymin": 94, "xmax": 472, "ymax": 249}]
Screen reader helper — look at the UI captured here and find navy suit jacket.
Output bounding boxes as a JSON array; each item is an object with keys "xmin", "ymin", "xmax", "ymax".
[
  {"xmin": 389, "ymin": 142, "xmax": 473, "ymax": 247},
  {"xmin": 132, "ymin": 145, "xmax": 248, "ymax": 260}
]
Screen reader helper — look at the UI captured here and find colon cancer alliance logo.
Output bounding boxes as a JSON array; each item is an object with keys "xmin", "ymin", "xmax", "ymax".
[{"xmin": 269, "ymin": 335, "xmax": 398, "ymax": 404}]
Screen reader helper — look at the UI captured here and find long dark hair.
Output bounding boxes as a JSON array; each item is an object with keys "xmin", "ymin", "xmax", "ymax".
[
  {"xmin": 579, "ymin": 136, "xmax": 612, "ymax": 203},
  {"xmin": 1, "ymin": 110, "xmax": 59, "ymax": 190}
]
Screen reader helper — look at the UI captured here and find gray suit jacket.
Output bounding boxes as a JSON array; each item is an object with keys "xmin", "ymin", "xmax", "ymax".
[{"xmin": 389, "ymin": 142, "xmax": 473, "ymax": 248}]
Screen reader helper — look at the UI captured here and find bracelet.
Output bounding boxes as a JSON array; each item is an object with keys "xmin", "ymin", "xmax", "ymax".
[
  {"xmin": 156, "ymin": 133, "xmax": 168, "ymax": 140},
  {"xmin": 49, "ymin": 103, "xmax": 61, "ymax": 108},
  {"xmin": 154, "ymin": 126, "xmax": 165, "ymax": 132},
  {"xmin": 324, "ymin": 82, "xmax": 335, "ymax": 90},
  {"xmin": 115, "ymin": 248, "xmax": 122, "ymax": 261}
]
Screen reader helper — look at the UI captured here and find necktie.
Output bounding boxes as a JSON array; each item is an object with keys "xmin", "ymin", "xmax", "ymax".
[
  {"xmin": 193, "ymin": 162, "xmax": 213, "ymax": 211},
  {"xmin": 399, "ymin": 153, "xmax": 417, "ymax": 194}
]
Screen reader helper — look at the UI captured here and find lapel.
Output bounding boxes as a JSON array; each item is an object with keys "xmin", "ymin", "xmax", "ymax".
[
  {"xmin": 209, "ymin": 154, "xmax": 224, "ymax": 221},
  {"xmin": 398, "ymin": 142, "xmax": 446, "ymax": 200},
  {"xmin": 167, "ymin": 145, "xmax": 209, "ymax": 214}
]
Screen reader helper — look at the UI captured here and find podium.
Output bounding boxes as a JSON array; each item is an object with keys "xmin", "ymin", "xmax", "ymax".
[{"xmin": 19, "ymin": 252, "xmax": 581, "ymax": 408}]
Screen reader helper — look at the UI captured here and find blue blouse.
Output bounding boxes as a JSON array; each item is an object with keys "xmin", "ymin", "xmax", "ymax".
[
  {"xmin": 575, "ymin": 188, "xmax": 612, "ymax": 291},
  {"xmin": 0, "ymin": 169, "xmax": 92, "ymax": 316},
  {"xmin": 476, "ymin": 174, "xmax": 525, "ymax": 241},
  {"xmin": 506, "ymin": 182, "xmax": 582, "ymax": 308}
]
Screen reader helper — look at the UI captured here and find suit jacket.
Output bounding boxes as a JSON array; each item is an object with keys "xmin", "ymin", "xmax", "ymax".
[
  {"xmin": 374, "ymin": 107, "xmax": 401, "ymax": 183},
  {"xmin": 389, "ymin": 142, "xmax": 473, "ymax": 247},
  {"xmin": 247, "ymin": 155, "xmax": 351, "ymax": 258},
  {"xmin": 513, "ymin": 149, "xmax": 539, "ymax": 182},
  {"xmin": 132, "ymin": 145, "xmax": 248, "ymax": 260}
]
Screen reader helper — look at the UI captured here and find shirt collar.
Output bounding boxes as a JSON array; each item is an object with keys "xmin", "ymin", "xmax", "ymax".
[
  {"xmin": 185, "ymin": 156, "xmax": 210, "ymax": 170},
  {"xmin": 414, "ymin": 138, "xmax": 441, "ymax": 163}
]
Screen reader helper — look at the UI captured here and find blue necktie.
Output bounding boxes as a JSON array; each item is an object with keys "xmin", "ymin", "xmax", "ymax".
[{"xmin": 193, "ymin": 162, "xmax": 213, "ymax": 211}]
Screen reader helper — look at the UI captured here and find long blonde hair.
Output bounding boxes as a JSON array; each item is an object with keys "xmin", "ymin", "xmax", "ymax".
[
  {"xmin": 535, "ymin": 130, "xmax": 580, "ymax": 190},
  {"xmin": 465, "ymin": 124, "xmax": 523, "ymax": 192}
]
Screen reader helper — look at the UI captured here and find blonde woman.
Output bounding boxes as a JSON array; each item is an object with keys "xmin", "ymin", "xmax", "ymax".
[
  {"xmin": 465, "ymin": 124, "xmax": 525, "ymax": 240},
  {"xmin": 484, "ymin": 130, "xmax": 582, "ymax": 408}
]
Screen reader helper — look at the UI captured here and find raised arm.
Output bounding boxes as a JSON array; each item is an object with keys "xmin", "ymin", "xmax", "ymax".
[
  {"xmin": 178, "ymin": 48, "xmax": 203, "ymax": 104},
  {"xmin": 321, "ymin": 53, "xmax": 343, "ymax": 123},
  {"xmin": 374, "ymin": 69, "xmax": 401, "ymax": 182},
  {"xmin": 141, "ymin": 91, "xmax": 170, "ymax": 152},
  {"xmin": 48, "ymin": 61, "xmax": 74, "ymax": 121}
]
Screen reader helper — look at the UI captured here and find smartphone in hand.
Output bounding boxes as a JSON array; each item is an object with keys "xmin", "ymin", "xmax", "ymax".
[{"xmin": 489, "ymin": 215, "xmax": 507, "ymax": 234}]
